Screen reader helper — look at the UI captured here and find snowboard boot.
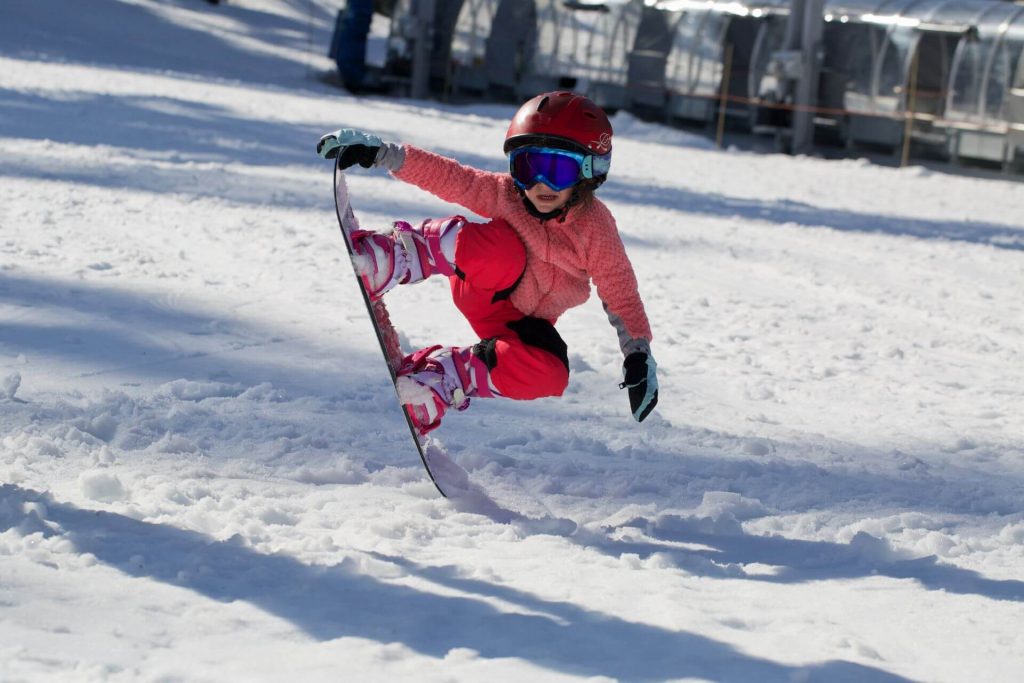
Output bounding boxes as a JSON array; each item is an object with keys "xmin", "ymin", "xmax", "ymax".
[
  {"xmin": 350, "ymin": 216, "xmax": 464, "ymax": 299},
  {"xmin": 395, "ymin": 344, "xmax": 500, "ymax": 435}
]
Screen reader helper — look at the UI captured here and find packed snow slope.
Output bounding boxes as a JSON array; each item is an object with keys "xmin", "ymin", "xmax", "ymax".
[{"xmin": 2, "ymin": 1, "xmax": 1023, "ymax": 681}]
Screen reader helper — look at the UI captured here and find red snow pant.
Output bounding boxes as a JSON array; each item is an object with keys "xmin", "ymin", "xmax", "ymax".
[{"xmin": 449, "ymin": 218, "xmax": 569, "ymax": 400}]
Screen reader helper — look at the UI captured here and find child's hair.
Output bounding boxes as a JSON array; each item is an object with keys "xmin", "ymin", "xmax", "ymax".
[{"xmin": 570, "ymin": 181, "xmax": 598, "ymax": 208}]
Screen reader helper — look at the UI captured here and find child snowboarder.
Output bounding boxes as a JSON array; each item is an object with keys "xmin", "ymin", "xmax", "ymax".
[{"xmin": 318, "ymin": 91, "xmax": 658, "ymax": 434}]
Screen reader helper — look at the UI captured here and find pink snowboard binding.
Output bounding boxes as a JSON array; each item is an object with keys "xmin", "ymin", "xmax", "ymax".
[
  {"xmin": 396, "ymin": 345, "xmax": 500, "ymax": 434},
  {"xmin": 350, "ymin": 216, "xmax": 464, "ymax": 299}
]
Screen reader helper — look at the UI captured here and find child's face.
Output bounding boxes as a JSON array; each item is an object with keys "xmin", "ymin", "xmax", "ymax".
[{"xmin": 524, "ymin": 182, "xmax": 574, "ymax": 214}]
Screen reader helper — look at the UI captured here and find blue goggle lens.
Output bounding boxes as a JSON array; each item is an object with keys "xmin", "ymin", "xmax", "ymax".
[{"xmin": 509, "ymin": 148, "xmax": 585, "ymax": 191}]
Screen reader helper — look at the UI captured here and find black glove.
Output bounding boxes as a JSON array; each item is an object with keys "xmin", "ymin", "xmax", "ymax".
[
  {"xmin": 316, "ymin": 128, "xmax": 381, "ymax": 167},
  {"xmin": 621, "ymin": 351, "xmax": 659, "ymax": 422}
]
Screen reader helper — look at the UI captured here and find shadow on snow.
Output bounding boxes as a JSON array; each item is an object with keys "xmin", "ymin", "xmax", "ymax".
[
  {"xmin": 3, "ymin": 87, "xmax": 1013, "ymax": 251},
  {"xmin": 601, "ymin": 180, "xmax": 1024, "ymax": 252},
  {"xmin": 0, "ymin": 271, "xmax": 375, "ymax": 397},
  {"xmin": 1, "ymin": 484, "xmax": 913, "ymax": 683},
  {"xmin": 580, "ymin": 518, "xmax": 1024, "ymax": 604},
  {"xmin": 0, "ymin": 0, "xmax": 335, "ymax": 86}
]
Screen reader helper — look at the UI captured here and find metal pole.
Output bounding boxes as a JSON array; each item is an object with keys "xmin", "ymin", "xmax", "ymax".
[
  {"xmin": 791, "ymin": 0, "xmax": 824, "ymax": 155},
  {"xmin": 717, "ymin": 44, "xmax": 734, "ymax": 149},
  {"xmin": 411, "ymin": 0, "xmax": 436, "ymax": 99},
  {"xmin": 901, "ymin": 47, "xmax": 920, "ymax": 167}
]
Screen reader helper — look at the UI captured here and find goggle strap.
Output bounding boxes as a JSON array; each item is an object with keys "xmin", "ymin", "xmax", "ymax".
[{"xmin": 581, "ymin": 156, "xmax": 593, "ymax": 179}]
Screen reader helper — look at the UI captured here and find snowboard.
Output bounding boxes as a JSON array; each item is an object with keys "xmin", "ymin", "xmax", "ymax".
[
  {"xmin": 332, "ymin": 161, "xmax": 447, "ymax": 498},
  {"xmin": 330, "ymin": 163, "xmax": 577, "ymax": 535}
]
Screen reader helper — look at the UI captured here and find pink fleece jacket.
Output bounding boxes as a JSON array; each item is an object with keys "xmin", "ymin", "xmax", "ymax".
[{"xmin": 393, "ymin": 146, "xmax": 653, "ymax": 346}]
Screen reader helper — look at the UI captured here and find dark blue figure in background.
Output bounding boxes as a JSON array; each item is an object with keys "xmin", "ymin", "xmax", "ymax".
[{"xmin": 330, "ymin": 0, "xmax": 374, "ymax": 92}]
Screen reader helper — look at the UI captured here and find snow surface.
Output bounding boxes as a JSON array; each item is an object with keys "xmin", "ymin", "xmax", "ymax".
[{"xmin": 2, "ymin": 1, "xmax": 1023, "ymax": 681}]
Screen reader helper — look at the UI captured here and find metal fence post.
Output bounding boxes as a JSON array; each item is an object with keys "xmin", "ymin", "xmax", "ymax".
[
  {"xmin": 411, "ymin": 0, "xmax": 436, "ymax": 99},
  {"xmin": 791, "ymin": 0, "xmax": 824, "ymax": 154}
]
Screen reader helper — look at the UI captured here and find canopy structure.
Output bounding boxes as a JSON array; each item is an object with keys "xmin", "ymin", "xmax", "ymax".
[
  {"xmin": 650, "ymin": 1, "xmax": 789, "ymax": 123},
  {"xmin": 524, "ymin": 0, "xmax": 645, "ymax": 108},
  {"xmin": 809, "ymin": 0, "xmax": 1024, "ymax": 161},
  {"xmin": 635, "ymin": 0, "xmax": 1024, "ymax": 163},
  {"xmin": 444, "ymin": 0, "xmax": 646, "ymax": 108}
]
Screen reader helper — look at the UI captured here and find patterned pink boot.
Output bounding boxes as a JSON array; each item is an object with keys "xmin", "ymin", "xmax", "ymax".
[
  {"xmin": 395, "ymin": 345, "xmax": 501, "ymax": 435},
  {"xmin": 350, "ymin": 216, "xmax": 464, "ymax": 299}
]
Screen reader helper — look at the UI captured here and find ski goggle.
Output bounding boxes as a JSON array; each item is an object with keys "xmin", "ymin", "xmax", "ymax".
[{"xmin": 507, "ymin": 146, "xmax": 611, "ymax": 191}]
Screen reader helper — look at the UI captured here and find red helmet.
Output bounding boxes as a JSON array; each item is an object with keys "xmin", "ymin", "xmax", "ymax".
[{"xmin": 504, "ymin": 91, "xmax": 613, "ymax": 157}]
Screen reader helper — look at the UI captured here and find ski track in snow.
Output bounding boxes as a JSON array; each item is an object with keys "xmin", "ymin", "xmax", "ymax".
[{"xmin": 1, "ymin": 1, "xmax": 1023, "ymax": 681}]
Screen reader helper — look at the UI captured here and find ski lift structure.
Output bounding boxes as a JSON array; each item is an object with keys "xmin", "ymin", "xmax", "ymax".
[
  {"xmin": 376, "ymin": 0, "xmax": 1024, "ymax": 170},
  {"xmin": 406, "ymin": 0, "xmax": 645, "ymax": 110},
  {"xmin": 383, "ymin": 0, "xmax": 464, "ymax": 93},
  {"xmin": 517, "ymin": 0, "xmax": 644, "ymax": 111},
  {"xmin": 626, "ymin": 0, "xmax": 792, "ymax": 127},
  {"xmin": 941, "ymin": 1, "xmax": 1024, "ymax": 166},
  {"xmin": 802, "ymin": 0, "xmax": 1024, "ymax": 167},
  {"xmin": 448, "ymin": 0, "xmax": 506, "ymax": 95}
]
